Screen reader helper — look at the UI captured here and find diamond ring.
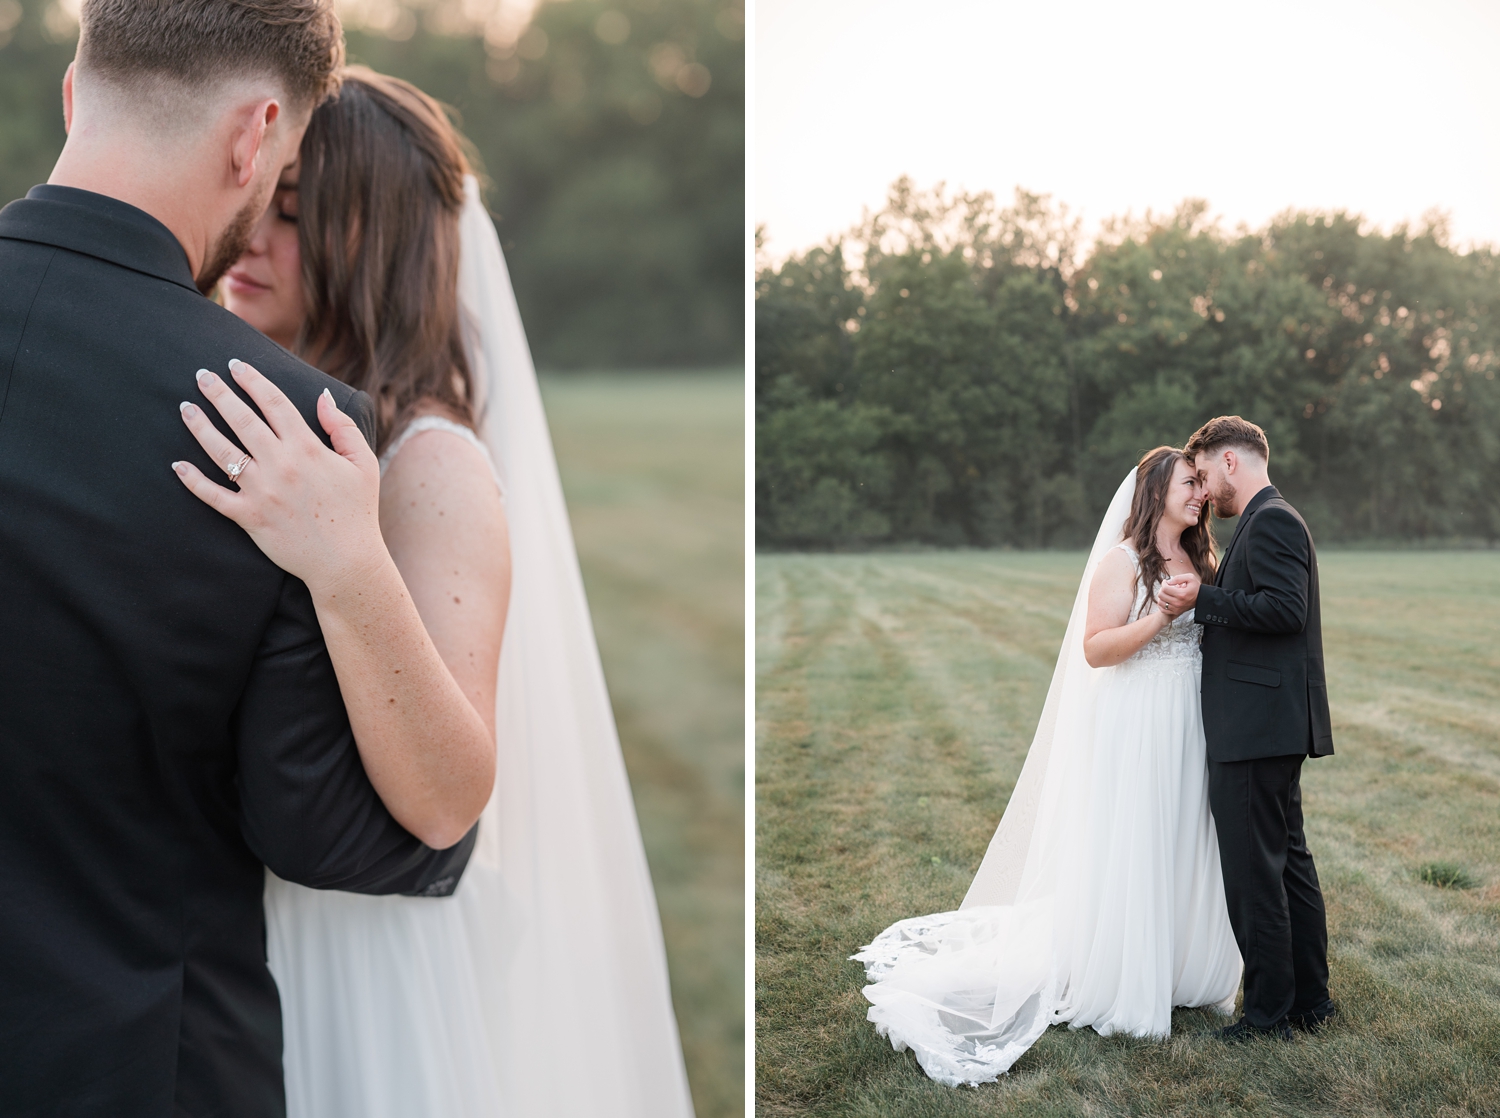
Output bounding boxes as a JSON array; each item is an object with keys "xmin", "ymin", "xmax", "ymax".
[{"xmin": 225, "ymin": 453, "xmax": 253, "ymax": 484}]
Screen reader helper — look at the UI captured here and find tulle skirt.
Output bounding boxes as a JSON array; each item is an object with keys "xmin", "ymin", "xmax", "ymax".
[
  {"xmin": 265, "ymin": 865, "xmax": 510, "ymax": 1118},
  {"xmin": 854, "ymin": 654, "xmax": 1242, "ymax": 1086}
]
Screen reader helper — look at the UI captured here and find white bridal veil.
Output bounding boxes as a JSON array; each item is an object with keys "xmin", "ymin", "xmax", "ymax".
[
  {"xmin": 962, "ymin": 468, "xmax": 1138, "ymax": 908},
  {"xmin": 453, "ymin": 177, "xmax": 696, "ymax": 1117}
]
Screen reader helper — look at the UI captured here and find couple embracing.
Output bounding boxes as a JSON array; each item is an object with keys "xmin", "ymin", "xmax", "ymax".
[
  {"xmin": 855, "ymin": 417, "xmax": 1338, "ymax": 1086},
  {"xmin": 0, "ymin": 1, "xmax": 693, "ymax": 1116}
]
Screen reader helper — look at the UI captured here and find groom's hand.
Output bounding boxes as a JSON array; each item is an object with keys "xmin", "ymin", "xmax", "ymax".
[{"xmin": 1158, "ymin": 573, "xmax": 1200, "ymax": 617}]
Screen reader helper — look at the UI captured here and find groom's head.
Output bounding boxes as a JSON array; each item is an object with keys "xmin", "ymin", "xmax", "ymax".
[
  {"xmin": 63, "ymin": 0, "xmax": 343, "ymax": 291},
  {"xmin": 1185, "ymin": 416, "xmax": 1270, "ymax": 519}
]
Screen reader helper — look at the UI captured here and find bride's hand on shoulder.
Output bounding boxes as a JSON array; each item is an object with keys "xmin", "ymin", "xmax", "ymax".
[{"xmin": 172, "ymin": 359, "xmax": 385, "ymax": 595}]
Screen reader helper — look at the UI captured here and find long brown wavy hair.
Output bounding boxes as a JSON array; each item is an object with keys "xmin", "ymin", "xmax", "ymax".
[
  {"xmin": 1121, "ymin": 446, "xmax": 1218, "ymax": 608},
  {"xmin": 295, "ymin": 65, "xmax": 476, "ymax": 452}
]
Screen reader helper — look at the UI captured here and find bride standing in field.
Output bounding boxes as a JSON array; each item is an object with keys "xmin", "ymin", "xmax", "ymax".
[
  {"xmin": 180, "ymin": 67, "xmax": 694, "ymax": 1116},
  {"xmin": 853, "ymin": 446, "xmax": 1243, "ymax": 1086}
]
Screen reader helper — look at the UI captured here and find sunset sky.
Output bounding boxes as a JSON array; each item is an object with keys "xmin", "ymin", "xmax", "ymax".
[{"xmin": 756, "ymin": 0, "xmax": 1500, "ymax": 259}]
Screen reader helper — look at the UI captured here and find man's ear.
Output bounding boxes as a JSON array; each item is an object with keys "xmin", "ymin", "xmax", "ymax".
[
  {"xmin": 62, "ymin": 63, "xmax": 75, "ymax": 134},
  {"xmin": 1222, "ymin": 449, "xmax": 1238, "ymax": 476},
  {"xmin": 230, "ymin": 97, "xmax": 281, "ymax": 189}
]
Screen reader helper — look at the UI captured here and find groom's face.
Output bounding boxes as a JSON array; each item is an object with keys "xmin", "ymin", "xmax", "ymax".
[
  {"xmin": 198, "ymin": 195, "xmax": 263, "ymax": 295},
  {"xmin": 1199, "ymin": 452, "xmax": 1239, "ymax": 518},
  {"xmin": 197, "ymin": 110, "xmax": 309, "ymax": 294}
]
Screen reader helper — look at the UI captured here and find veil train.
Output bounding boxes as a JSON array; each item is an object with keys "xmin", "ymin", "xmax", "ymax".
[
  {"xmin": 851, "ymin": 470, "xmax": 1139, "ymax": 1086},
  {"xmin": 452, "ymin": 177, "xmax": 696, "ymax": 1117}
]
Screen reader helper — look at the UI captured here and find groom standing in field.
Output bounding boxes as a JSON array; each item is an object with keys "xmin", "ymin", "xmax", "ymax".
[
  {"xmin": 1160, "ymin": 416, "xmax": 1337, "ymax": 1041},
  {"xmin": 0, "ymin": 1, "xmax": 474, "ymax": 1114}
]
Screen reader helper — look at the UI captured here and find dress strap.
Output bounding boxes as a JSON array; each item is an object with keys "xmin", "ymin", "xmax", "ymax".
[
  {"xmin": 378, "ymin": 415, "xmax": 504, "ymax": 497},
  {"xmin": 1112, "ymin": 541, "xmax": 1156, "ymax": 619}
]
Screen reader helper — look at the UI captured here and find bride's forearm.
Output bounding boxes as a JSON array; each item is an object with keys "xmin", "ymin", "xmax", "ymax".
[
  {"xmin": 172, "ymin": 367, "xmax": 496, "ymax": 849},
  {"xmin": 1083, "ymin": 611, "xmax": 1170, "ymax": 668},
  {"xmin": 309, "ymin": 556, "xmax": 495, "ymax": 850}
]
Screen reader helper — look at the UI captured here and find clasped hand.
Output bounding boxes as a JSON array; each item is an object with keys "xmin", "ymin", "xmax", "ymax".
[
  {"xmin": 172, "ymin": 359, "xmax": 385, "ymax": 597},
  {"xmin": 1157, "ymin": 572, "xmax": 1200, "ymax": 618}
]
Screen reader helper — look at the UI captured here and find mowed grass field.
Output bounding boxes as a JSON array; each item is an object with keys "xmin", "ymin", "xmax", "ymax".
[
  {"xmin": 756, "ymin": 550, "xmax": 1500, "ymax": 1117},
  {"xmin": 542, "ymin": 372, "xmax": 744, "ymax": 1118}
]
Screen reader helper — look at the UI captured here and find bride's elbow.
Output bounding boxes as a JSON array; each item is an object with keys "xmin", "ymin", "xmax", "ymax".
[
  {"xmin": 410, "ymin": 763, "xmax": 496, "ymax": 851},
  {"xmin": 1082, "ymin": 640, "xmax": 1106, "ymax": 669},
  {"xmin": 418, "ymin": 819, "xmax": 476, "ymax": 852},
  {"xmin": 413, "ymin": 800, "xmax": 486, "ymax": 851}
]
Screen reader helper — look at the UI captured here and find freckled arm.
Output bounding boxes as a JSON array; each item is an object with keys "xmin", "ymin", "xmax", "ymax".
[{"xmin": 311, "ymin": 428, "xmax": 510, "ymax": 851}]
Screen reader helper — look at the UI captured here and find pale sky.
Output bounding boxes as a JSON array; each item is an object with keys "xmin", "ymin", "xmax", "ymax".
[{"xmin": 756, "ymin": 0, "xmax": 1500, "ymax": 260}]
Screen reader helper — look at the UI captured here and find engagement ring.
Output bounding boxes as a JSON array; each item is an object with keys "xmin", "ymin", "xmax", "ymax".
[{"xmin": 225, "ymin": 453, "xmax": 252, "ymax": 483}]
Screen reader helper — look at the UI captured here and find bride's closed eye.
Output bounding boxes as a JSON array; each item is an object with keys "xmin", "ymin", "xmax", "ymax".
[{"xmin": 274, "ymin": 184, "xmax": 299, "ymax": 224}]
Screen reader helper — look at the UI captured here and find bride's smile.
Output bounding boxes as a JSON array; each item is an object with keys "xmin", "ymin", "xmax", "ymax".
[{"xmin": 1163, "ymin": 462, "xmax": 1207, "ymax": 530}]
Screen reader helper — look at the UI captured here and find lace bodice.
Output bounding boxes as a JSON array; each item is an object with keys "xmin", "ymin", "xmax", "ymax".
[
  {"xmin": 378, "ymin": 414, "xmax": 504, "ymax": 497},
  {"xmin": 1114, "ymin": 543, "xmax": 1201, "ymax": 667}
]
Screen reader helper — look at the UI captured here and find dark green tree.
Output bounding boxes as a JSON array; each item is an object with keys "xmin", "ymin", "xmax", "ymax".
[
  {"xmin": 0, "ymin": 0, "xmax": 73, "ymax": 206},
  {"xmin": 757, "ymin": 179, "xmax": 1500, "ymax": 549}
]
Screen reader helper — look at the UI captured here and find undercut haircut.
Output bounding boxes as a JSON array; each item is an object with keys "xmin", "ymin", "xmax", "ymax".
[
  {"xmin": 77, "ymin": 0, "xmax": 344, "ymax": 111},
  {"xmin": 1185, "ymin": 415, "xmax": 1270, "ymax": 466}
]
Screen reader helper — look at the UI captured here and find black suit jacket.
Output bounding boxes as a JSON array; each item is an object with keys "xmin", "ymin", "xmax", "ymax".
[
  {"xmin": 1196, "ymin": 485, "xmax": 1335, "ymax": 763},
  {"xmin": 0, "ymin": 186, "xmax": 475, "ymax": 1118}
]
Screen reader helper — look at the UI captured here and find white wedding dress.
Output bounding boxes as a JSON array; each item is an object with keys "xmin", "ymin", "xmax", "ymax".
[
  {"xmin": 264, "ymin": 180, "xmax": 696, "ymax": 1118},
  {"xmin": 852, "ymin": 472, "xmax": 1242, "ymax": 1087}
]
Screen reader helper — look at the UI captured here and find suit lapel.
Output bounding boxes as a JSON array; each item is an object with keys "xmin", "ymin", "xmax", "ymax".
[{"xmin": 1215, "ymin": 485, "xmax": 1278, "ymax": 585}]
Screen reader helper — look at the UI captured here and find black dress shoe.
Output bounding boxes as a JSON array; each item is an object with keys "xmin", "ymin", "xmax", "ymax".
[
  {"xmin": 1216, "ymin": 1017, "xmax": 1293, "ymax": 1042},
  {"xmin": 1288, "ymin": 1003, "xmax": 1338, "ymax": 1033}
]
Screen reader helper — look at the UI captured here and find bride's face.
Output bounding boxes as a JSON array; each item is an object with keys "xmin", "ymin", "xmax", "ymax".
[
  {"xmin": 1163, "ymin": 457, "xmax": 1206, "ymax": 529},
  {"xmin": 222, "ymin": 164, "xmax": 305, "ymax": 350}
]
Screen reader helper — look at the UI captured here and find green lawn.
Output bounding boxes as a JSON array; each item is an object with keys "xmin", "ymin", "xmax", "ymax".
[
  {"xmin": 542, "ymin": 371, "xmax": 745, "ymax": 1118},
  {"xmin": 756, "ymin": 550, "xmax": 1500, "ymax": 1117}
]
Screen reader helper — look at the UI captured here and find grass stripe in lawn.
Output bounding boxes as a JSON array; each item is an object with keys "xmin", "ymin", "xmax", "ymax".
[{"xmin": 755, "ymin": 550, "xmax": 1500, "ymax": 1117}]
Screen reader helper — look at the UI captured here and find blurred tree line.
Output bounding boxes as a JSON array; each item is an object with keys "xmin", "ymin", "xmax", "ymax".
[
  {"xmin": 0, "ymin": 0, "xmax": 743, "ymax": 370},
  {"xmin": 757, "ymin": 178, "xmax": 1500, "ymax": 548}
]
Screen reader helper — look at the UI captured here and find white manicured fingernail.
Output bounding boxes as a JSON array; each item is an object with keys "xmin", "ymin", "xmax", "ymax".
[
  {"xmin": 180, "ymin": 401, "xmax": 197, "ymax": 416},
  {"xmin": 228, "ymin": 358, "xmax": 246, "ymax": 374},
  {"xmin": 322, "ymin": 388, "xmax": 335, "ymax": 406},
  {"xmin": 196, "ymin": 369, "xmax": 217, "ymax": 385},
  {"xmin": 171, "ymin": 461, "xmax": 188, "ymax": 474}
]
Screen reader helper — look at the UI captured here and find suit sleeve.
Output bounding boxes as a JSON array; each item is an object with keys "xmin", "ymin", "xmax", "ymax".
[
  {"xmin": 344, "ymin": 386, "xmax": 377, "ymax": 451},
  {"xmin": 232, "ymin": 388, "xmax": 475, "ymax": 897},
  {"xmin": 1196, "ymin": 507, "xmax": 1310, "ymax": 635}
]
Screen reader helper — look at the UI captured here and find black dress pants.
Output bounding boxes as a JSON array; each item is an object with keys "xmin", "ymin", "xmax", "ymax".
[{"xmin": 1207, "ymin": 753, "xmax": 1332, "ymax": 1027}]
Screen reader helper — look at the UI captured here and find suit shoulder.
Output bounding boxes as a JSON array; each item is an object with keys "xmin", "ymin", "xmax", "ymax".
[
  {"xmin": 0, "ymin": 240, "xmax": 57, "ymax": 328},
  {"xmin": 1258, "ymin": 500, "xmax": 1307, "ymax": 528},
  {"xmin": 1249, "ymin": 502, "xmax": 1311, "ymax": 546},
  {"xmin": 194, "ymin": 301, "xmax": 354, "ymax": 405},
  {"xmin": 0, "ymin": 233, "xmax": 56, "ymax": 273},
  {"xmin": 192, "ymin": 300, "xmax": 374, "ymax": 441}
]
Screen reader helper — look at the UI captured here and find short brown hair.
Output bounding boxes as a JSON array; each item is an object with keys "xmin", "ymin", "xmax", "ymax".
[
  {"xmin": 296, "ymin": 67, "xmax": 476, "ymax": 452},
  {"xmin": 1186, "ymin": 415, "xmax": 1269, "ymax": 465},
  {"xmin": 77, "ymin": 0, "xmax": 344, "ymax": 110}
]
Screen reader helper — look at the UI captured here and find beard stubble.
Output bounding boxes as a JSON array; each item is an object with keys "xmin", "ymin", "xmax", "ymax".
[
  {"xmin": 195, "ymin": 197, "xmax": 261, "ymax": 295},
  {"xmin": 1211, "ymin": 478, "xmax": 1237, "ymax": 518}
]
